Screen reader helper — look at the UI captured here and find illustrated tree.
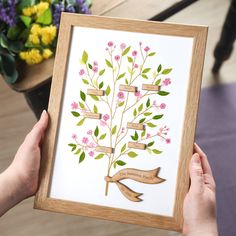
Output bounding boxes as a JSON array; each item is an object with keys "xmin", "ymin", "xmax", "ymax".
[{"xmin": 68, "ymin": 41, "xmax": 172, "ymax": 202}]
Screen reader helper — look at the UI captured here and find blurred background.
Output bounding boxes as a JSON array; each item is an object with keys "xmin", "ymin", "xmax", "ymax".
[{"xmin": 0, "ymin": 0, "xmax": 235, "ymax": 235}]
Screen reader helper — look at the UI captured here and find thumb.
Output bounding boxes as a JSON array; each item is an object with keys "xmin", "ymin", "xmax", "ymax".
[
  {"xmin": 189, "ymin": 153, "xmax": 204, "ymax": 194},
  {"xmin": 26, "ymin": 110, "xmax": 49, "ymax": 146}
]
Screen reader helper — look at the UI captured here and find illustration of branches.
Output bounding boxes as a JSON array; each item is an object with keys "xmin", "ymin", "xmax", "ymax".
[{"xmin": 68, "ymin": 41, "xmax": 172, "ymax": 201}]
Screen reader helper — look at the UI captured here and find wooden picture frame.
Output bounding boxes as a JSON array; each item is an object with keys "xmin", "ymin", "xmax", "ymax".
[{"xmin": 34, "ymin": 13, "xmax": 208, "ymax": 232}]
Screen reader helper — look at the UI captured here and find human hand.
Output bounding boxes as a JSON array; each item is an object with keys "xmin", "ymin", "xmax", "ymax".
[
  {"xmin": 0, "ymin": 110, "xmax": 48, "ymax": 216},
  {"xmin": 183, "ymin": 143, "xmax": 218, "ymax": 236}
]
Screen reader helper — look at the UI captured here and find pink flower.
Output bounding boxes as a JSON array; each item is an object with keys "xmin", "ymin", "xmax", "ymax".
[
  {"xmin": 108, "ymin": 41, "xmax": 113, "ymax": 47},
  {"xmin": 132, "ymin": 50, "xmax": 137, "ymax": 57},
  {"xmin": 135, "ymin": 91, "xmax": 141, "ymax": 98},
  {"xmin": 146, "ymin": 133, "xmax": 151, "ymax": 138},
  {"xmin": 134, "ymin": 64, "xmax": 138, "ymax": 68},
  {"xmin": 160, "ymin": 103, "xmax": 166, "ymax": 109},
  {"xmin": 100, "ymin": 120, "xmax": 106, "ymax": 127},
  {"xmin": 82, "ymin": 137, "xmax": 89, "ymax": 144},
  {"xmin": 89, "ymin": 151, "xmax": 94, "ymax": 157},
  {"xmin": 144, "ymin": 46, "xmax": 150, "ymax": 52},
  {"xmin": 93, "ymin": 67, "xmax": 98, "ymax": 73},
  {"xmin": 87, "ymin": 130, "xmax": 92, "ymax": 135},
  {"xmin": 71, "ymin": 102, "xmax": 78, "ymax": 110},
  {"xmin": 88, "ymin": 142, "xmax": 95, "ymax": 148},
  {"xmin": 162, "ymin": 78, "xmax": 171, "ymax": 86},
  {"xmin": 166, "ymin": 138, "xmax": 171, "ymax": 144},
  {"xmin": 72, "ymin": 133, "xmax": 77, "ymax": 139},
  {"xmin": 103, "ymin": 114, "xmax": 110, "ymax": 121},
  {"xmin": 120, "ymin": 43, "xmax": 126, "ymax": 50},
  {"xmin": 117, "ymin": 91, "xmax": 125, "ymax": 100},
  {"xmin": 79, "ymin": 69, "xmax": 85, "ymax": 76},
  {"xmin": 114, "ymin": 55, "xmax": 120, "ymax": 61},
  {"xmin": 93, "ymin": 61, "xmax": 98, "ymax": 66}
]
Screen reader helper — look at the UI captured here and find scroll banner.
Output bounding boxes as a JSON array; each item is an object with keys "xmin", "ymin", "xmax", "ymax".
[{"xmin": 105, "ymin": 167, "xmax": 165, "ymax": 202}]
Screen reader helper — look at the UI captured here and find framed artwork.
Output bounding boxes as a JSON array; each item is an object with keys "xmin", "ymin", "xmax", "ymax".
[{"xmin": 35, "ymin": 13, "xmax": 208, "ymax": 232}]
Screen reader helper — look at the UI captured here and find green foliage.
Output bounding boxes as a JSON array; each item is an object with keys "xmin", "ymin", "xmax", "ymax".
[
  {"xmin": 158, "ymin": 91, "xmax": 169, "ymax": 96},
  {"xmin": 95, "ymin": 153, "xmax": 105, "ymax": 160},
  {"xmin": 152, "ymin": 149, "xmax": 162, "ymax": 154},
  {"xmin": 121, "ymin": 144, "xmax": 126, "ymax": 153},
  {"xmin": 82, "ymin": 79, "xmax": 89, "ymax": 85},
  {"xmin": 116, "ymin": 160, "xmax": 126, "ymax": 166},
  {"xmin": 147, "ymin": 141, "xmax": 155, "ymax": 147},
  {"xmin": 71, "ymin": 111, "xmax": 80, "ymax": 117},
  {"xmin": 93, "ymin": 105, "xmax": 98, "ymax": 113},
  {"xmin": 153, "ymin": 114, "xmax": 163, "ymax": 120},
  {"xmin": 127, "ymin": 56, "xmax": 133, "ymax": 63},
  {"xmin": 147, "ymin": 122, "xmax": 156, "ymax": 128},
  {"xmin": 162, "ymin": 68, "xmax": 172, "ymax": 74},
  {"xmin": 148, "ymin": 52, "xmax": 156, "ymax": 57},
  {"xmin": 105, "ymin": 85, "xmax": 111, "ymax": 96},
  {"xmin": 20, "ymin": 16, "xmax": 32, "ymax": 27},
  {"xmin": 157, "ymin": 64, "xmax": 162, "ymax": 73},
  {"xmin": 142, "ymin": 68, "xmax": 151, "ymax": 73},
  {"xmin": 99, "ymin": 69, "xmax": 105, "ymax": 76},
  {"xmin": 82, "ymin": 50, "xmax": 88, "ymax": 64},
  {"xmin": 141, "ymin": 74, "xmax": 148, "ymax": 79},
  {"xmin": 122, "ymin": 46, "xmax": 131, "ymax": 56},
  {"xmin": 146, "ymin": 98, "xmax": 150, "ymax": 108},
  {"xmin": 112, "ymin": 125, "xmax": 117, "ymax": 135},
  {"xmin": 99, "ymin": 133, "xmax": 107, "ymax": 140},
  {"xmin": 131, "ymin": 131, "xmax": 139, "ymax": 141},
  {"xmin": 79, "ymin": 151, "xmax": 85, "ymax": 163},
  {"xmin": 138, "ymin": 103, "xmax": 143, "ymax": 112},
  {"xmin": 68, "ymin": 143, "xmax": 77, "ymax": 151},
  {"xmin": 155, "ymin": 78, "xmax": 161, "ymax": 85},
  {"xmin": 128, "ymin": 151, "xmax": 138, "ymax": 158},
  {"xmin": 99, "ymin": 81, "xmax": 104, "ymax": 89},
  {"xmin": 139, "ymin": 118, "xmax": 146, "ymax": 123},
  {"xmin": 117, "ymin": 72, "xmax": 126, "ymax": 80},
  {"xmin": 105, "ymin": 59, "xmax": 113, "ymax": 68},
  {"xmin": 133, "ymin": 108, "xmax": 137, "ymax": 117},
  {"xmin": 94, "ymin": 126, "xmax": 99, "ymax": 137},
  {"xmin": 80, "ymin": 90, "xmax": 86, "ymax": 101},
  {"xmin": 36, "ymin": 8, "xmax": 52, "ymax": 25},
  {"xmin": 90, "ymin": 95, "xmax": 99, "ymax": 101},
  {"xmin": 77, "ymin": 117, "xmax": 85, "ymax": 126}
]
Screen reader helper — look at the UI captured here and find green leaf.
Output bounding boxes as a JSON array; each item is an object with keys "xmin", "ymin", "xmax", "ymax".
[
  {"xmin": 68, "ymin": 143, "xmax": 76, "ymax": 151},
  {"xmin": 117, "ymin": 72, "xmax": 126, "ymax": 80},
  {"xmin": 153, "ymin": 114, "xmax": 163, "ymax": 120},
  {"xmin": 75, "ymin": 148, "xmax": 82, "ymax": 155},
  {"xmin": 116, "ymin": 160, "xmax": 126, "ymax": 166},
  {"xmin": 142, "ymin": 68, "xmax": 151, "ymax": 73},
  {"xmin": 142, "ymin": 74, "xmax": 148, "ymax": 79},
  {"xmin": 82, "ymin": 50, "xmax": 88, "ymax": 64},
  {"xmin": 82, "ymin": 79, "xmax": 89, "ymax": 85},
  {"xmin": 121, "ymin": 144, "xmax": 126, "ymax": 153},
  {"xmin": 88, "ymin": 63, "xmax": 92, "ymax": 69},
  {"xmin": 17, "ymin": 0, "xmax": 36, "ymax": 11},
  {"xmin": 94, "ymin": 126, "xmax": 99, "ymax": 137},
  {"xmin": 118, "ymin": 101, "xmax": 125, "ymax": 107},
  {"xmin": 112, "ymin": 125, "xmax": 117, "ymax": 135},
  {"xmin": 114, "ymin": 162, "xmax": 117, "ymax": 169},
  {"xmin": 147, "ymin": 141, "xmax": 155, "ymax": 147},
  {"xmin": 133, "ymin": 108, "xmax": 137, "ymax": 117},
  {"xmin": 153, "ymin": 149, "xmax": 162, "ymax": 154},
  {"xmin": 99, "ymin": 69, "xmax": 105, "ymax": 76},
  {"xmin": 79, "ymin": 152, "xmax": 85, "ymax": 163},
  {"xmin": 93, "ymin": 105, "xmax": 98, "ymax": 113},
  {"xmin": 148, "ymin": 52, "xmax": 156, "ymax": 57},
  {"xmin": 125, "ymin": 78, "xmax": 129, "ymax": 85},
  {"xmin": 147, "ymin": 122, "xmax": 157, "ymax": 128},
  {"xmin": 122, "ymin": 46, "xmax": 131, "ymax": 56},
  {"xmin": 158, "ymin": 91, "xmax": 170, "ymax": 96},
  {"xmin": 20, "ymin": 15, "xmax": 32, "ymax": 27},
  {"xmin": 138, "ymin": 104, "xmax": 143, "ymax": 112},
  {"xmin": 157, "ymin": 64, "xmax": 162, "ymax": 73},
  {"xmin": 131, "ymin": 131, "xmax": 138, "ymax": 141},
  {"xmin": 128, "ymin": 151, "xmax": 138, "ymax": 158},
  {"xmin": 146, "ymin": 98, "xmax": 150, "ymax": 108},
  {"xmin": 105, "ymin": 85, "xmax": 111, "ymax": 96},
  {"xmin": 105, "ymin": 59, "xmax": 113, "ymax": 68},
  {"xmin": 71, "ymin": 111, "xmax": 80, "ymax": 117},
  {"xmin": 155, "ymin": 79, "xmax": 161, "ymax": 86},
  {"xmin": 79, "ymin": 102, "xmax": 85, "ymax": 109},
  {"xmin": 141, "ymin": 130, "xmax": 146, "ymax": 138},
  {"xmin": 90, "ymin": 95, "xmax": 99, "ymax": 101},
  {"xmin": 36, "ymin": 8, "xmax": 52, "ymax": 25},
  {"xmin": 80, "ymin": 90, "xmax": 86, "ymax": 101},
  {"xmin": 162, "ymin": 68, "xmax": 172, "ymax": 74},
  {"xmin": 77, "ymin": 118, "xmax": 85, "ymax": 126},
  {"xmin": 144, "ymin": 112, "xmax": 152, "ymax": 116},
  {"xmin": 7, "ymin": 25, "xmax": 24, "ymax": 40},
  {"xmin": 139, "ymin": 118, "xmax": 146, "ymax": 123},
  {"xmin": 99, "ymin": 81, "xmax": 104, "ymax": 89},
  {"xmin": 127, "ymin": 56, "xmax": 133, "ymax": 63},
  {"xmin": 95, "ymin": 153, "xmax": 105, "ymax": 160},
  {"xmin": 99, "ymin": 133, "xmax": 107, "ymax": 140}
]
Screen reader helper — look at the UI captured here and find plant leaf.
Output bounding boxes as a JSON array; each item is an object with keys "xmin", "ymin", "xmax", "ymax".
[
  {"xmin": 127, "ymin": 56, "xmax": 133, "ymax": 63},
  {"xmin": 99, "ymin": 69, "xmax": 105, "ymax": 76},
  {"xmin": 105, "ymin": 85, "xmax": 111, "ymax": 96},
  {"xmin": 20, "ymin": 15, "xmax": 32, "ymax": 27},
  {"xmin": 95, "ymin": 153, "xmax": 105, "ymax": 160},
  {"xmin": 118, "ymin": 101, "xmax": 124, "ymax": 107},
  {"xmin": 82, "ymin": 50, "xmax": 88, "ymax": 64},
  {"xmin": 133, "ymin": 108, "xmax": 137, "ymax": 117},
  {"xmin": 79, "ymin": 102, "xmax": 85, "ymax": 109},
  {"xmin": 36, "ymin": 8, "xmax": 52, "ymax": 25},
  {"xmin": 75, "ymin": 148, "xmax": 82, "ymax": 155},
  {"xmin": 93, "ymin": 105, "xmax": 98, "ymax": 113},
  {"xmin": 142, "ymin": 74, "xmax": 148, "ymax": 79},
  {"xmin": 142, "ymin": 68, "xmax": 151, "ymax": 73},
  {"xmin": 138, "ymin": 103, "xmax": 143, "ymax": 112},
  {"xmin": 82, "ymin": 79, "xmax": 89, "ymax": 85},
  {"xmin": 116, "ymin": 160, "xmax": 126, "ymax": 166},
  {"xmin": 146, "ymin": 98, "xmax": 150, "ymax": 108},
  {"xmin": 141, "ymin": 130, "xmax": 146, "ymax": 138},
  {"xmin": 77, "ymin": 118, "xmax": 85, "ymax": 126},
  {"xmin": 147, "ymin": 141, "xmax": 155, "ymax": 147},
  {"xmin": 105, "ymin": 59, "xmax": 113, "ymax": 68},
  {"xmin": 157, "ymin": 64, "xmax": 162, "ymax": 73},
  {"xmin": 122, "ymin": 46, "xmax": 131, "ymax": 56},
  {"xmin": 112, "ymin": 125, "xmax": 117, "ymax": 135},
  {"xmin": 90, "ymin": 95, "xmax": 99, "ymax": 101},
  {"xmin": 99, "ymin": 133, "xmax": 107, "ymax": 140},
  {"xmin": 88, "ymin": 63, "xmax": 92, "ymax": 69},
  {"xmin": 99, "ymin": 81, "xmax": 104, "ymax": 89},
  {"xmin": 144, "ymin": 112, "xmax": 152, "ymax": 116},
  {"xmin": 153, "ymin": 114, "xmax": 163, "ymax": 120},
  {"xmin": 158, "ymin": 91, "xmax": 169, "ymax": 96},
  {"xmin": 79, "ymin": 151, "xmax": 85, "ymax": 163},
  {"xmin": 147, "ymin": 122, "xmax": 157, "ymax": 128},
  {"xmin": 117, "ymin": 72, "xmax": 126, "ymax": 80},
  {"xmin": 71, "ymin": 111, "xmax": 80, "ymax": 117},
  {"xmin": 148, "ymin": 52, "xmax": 156, "ymax": 57},
  {"xmin": 128, "ymin": 151, "xmax": 138, "ymax": 158},
  {"xmin": 80, "ymin": 90, "xmax": 86, "ymax": 101},
  {"xmin": 162, "ymin": 68, "xmax": 172, "ymax": 74},
  {"xmin": 139, "ymin": 118, "xmax": 146, "ymax": 123},
  {"xmin": 153, "ymin": 149, "xmax": 162, "ymax": 154},
  {"xmin": 121, "ymin": 144, "xmax": 126, "ymax": 153},
  {"xmin": 94, "ymin": 126, "xmax": 99, "ymax": 137},
  {"xmin": 155, "ymin": 78, "xmax": 161, "ymax": 85}
]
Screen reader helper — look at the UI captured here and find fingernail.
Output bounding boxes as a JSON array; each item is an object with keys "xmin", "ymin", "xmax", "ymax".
[
  {"xmin": 193, "ymin": 153, "xmax": 200, "ymax": 164},
  {"xmin": 41, "ymin": 110, "xmax": 47, "ymax": 118}
]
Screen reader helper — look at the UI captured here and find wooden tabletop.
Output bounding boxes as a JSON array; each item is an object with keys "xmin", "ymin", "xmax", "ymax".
[{"xmin": 6, "ymin": 0, "xmax": 178, "ymax": 92}]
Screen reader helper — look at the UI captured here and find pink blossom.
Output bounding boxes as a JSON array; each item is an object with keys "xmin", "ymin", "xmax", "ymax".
[
  {"xmin": 87, "ymin": 130, "xmax": 92, "ymax": 135},
  {"xmin": 114, "ymin": 55, "xmax": 120, "ymax": 61},
  {"xmin": 144, "ymin": 46, "xmax": 150, "ymax": 52},
  {"xmin": 93, "ymin": 66, "xmax": 98, "ymax": 73},
  {"xmin": 93, "ymin": 61, "xmax": 98, "ymax": 66},
  {"xmin": 89, "ymin": 151, "xmax": 94, "ymax": 157},
  {"xmin": 82, "ymin": 137, "xmax": 89, "ymax": 144},
  {"xmin": 134, "ymin": 64, "xmax": 138, "ymax": 68},
  {"xmin": 71, "ymin": 102, "xmax": 78, "ymax": 110},
  {"xmin": 120, "ymin": 43, "xmax": 126, "ymax": 50},
  {"xmin": 103, "ymin": 114, "xmax": 110, "ymax": 121},
  {"xmin": 117, "ymin": 91, "xmax": 125, "ymax": 100},
  {"xmin": 79, "ymin": 69, "xmax": 85, "ymax": 76},
  {"xmin": 100, "ymin": 120, "xmax": 106, "ymax": 127},
  {"xmin": 72, "ymin": 133, "xmax": 77, "ymax": 139},
  {"xmin": 166, "ymin": 138, "xmax": 171, "ymax": 144},
  {"xmin": 160, "ymin": 103, "xmax": 166, "ymax": 109},
  {"xmin": 108, "ymin": 41, "xmax": 113, "ymax": 47},
  {"xmin": 135, "ymin": 91, "xmax": 141, "ymax": 98},
  {"xmin": 146, "ymin": 133, "xmax": 151, "ymax": 138},
  {"xmin": 132, "ymin": 50, "xmax": 137, "ymax": 57},
  {"xmin": 162, "ymin": 78, "xmax": 171, "ymax": 86},
  {"xmin": 88, "ymin": 142, "xmax": 95, "ymax": 148}
]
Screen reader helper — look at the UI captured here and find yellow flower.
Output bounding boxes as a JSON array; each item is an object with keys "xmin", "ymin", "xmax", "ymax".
[
  {"xmin": 31, "ymin": 24, "xmax": 41, "ymax": 36},
  {"xmin": 36, "ymin": 2, "xmax": 49, "ymax": 16},
  {"xmin": 29, "ymin": 34, "xmax": 40, "ymax": 45},
  {"xmin": 22, "ymin": 6, "xmax": 36, "ymax": 16},
  {"xmin": 42, "ymin": 49, "xmax": 53, "ymax": 59},
  {"xmin": 41, "ymin": 25, "xmax": 57, "ymax": 45},
  {"xmin": 20, "ymin": 49, "xmax": 43, "ymax": 65}
]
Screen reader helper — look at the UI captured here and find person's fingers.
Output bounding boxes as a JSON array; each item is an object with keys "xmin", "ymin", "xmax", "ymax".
[
  {"xmin": 194, "ymin": 143, "xmax": 213, "ymax": 176},
  {"xmin": 189, "ymin": 153, "xmax": 204, "ymax": 194},
  {"xmin": 26, "ymin": 110, "xmax": 49, "ymax": 146}
]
